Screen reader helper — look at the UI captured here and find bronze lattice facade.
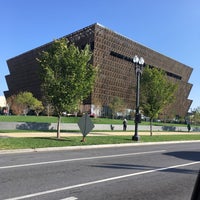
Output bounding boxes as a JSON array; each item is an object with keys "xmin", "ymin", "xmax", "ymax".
[{"xmin": 5, "ymin": 23, "xmax": 193, "ymax": 118}]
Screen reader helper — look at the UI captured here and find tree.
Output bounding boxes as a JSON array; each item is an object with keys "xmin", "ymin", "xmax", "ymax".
[
  {"xmin": 32, "ymin": 98, "xmax": 44, "ymax": 116},
  {"xmin": 43, "ymin": 103, "xmax": 54, "ymax": 117},
  {"xmin": 192, "ymin": 107, "xmax": 200, "ymax": 125},
  {"xmin": 141, "ymin": 66, "xmax": 177, "ymax": 136},
  {"xmin": 37, "ymin": 38, "xmax": 97, "ymax": 138},
  {"xmin": 92, "ymin": 97, "xmax": 103, "ymax": 117},
  {"xmin": 109, "ymin": 96, "xmax": 126, "ymax": 119},
  {"xmin": 16, "ymin": 92, "xmax": 36, "ymax": 115},
  {"xmin": 6, "ymin": 92, "xmax": 43, "ymax": 115},
  {"xmin": 7, "ymin": 95, "xmax": 19, "ymax": 115}
]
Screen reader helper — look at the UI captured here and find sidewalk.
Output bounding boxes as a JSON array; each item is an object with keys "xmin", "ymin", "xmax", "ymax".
[{"xmin": 0, "ymin": 131, "xmax": 199, "ymax": 138}]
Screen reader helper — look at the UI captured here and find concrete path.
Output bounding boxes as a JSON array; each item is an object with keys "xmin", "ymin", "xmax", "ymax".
[
  {"xmin": 0, "ymin": 131, "xmax": 199, "ymax": 138},
  {"xmin": 1, "ymin": 122, "xmax": 200, "ymax": 132}
]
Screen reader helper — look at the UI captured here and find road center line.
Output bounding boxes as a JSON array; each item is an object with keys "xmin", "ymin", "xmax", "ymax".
[
  {"xmin": 0, "ymin": 150, "xmax": 165, "ymax": 170},
  {"xmin": 4, "ymin": 160, "xmax": 200, "ymax": 200}
]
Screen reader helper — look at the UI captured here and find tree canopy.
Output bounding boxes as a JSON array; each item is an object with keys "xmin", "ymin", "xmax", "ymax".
[
  {"xmin": 37, "ymin": 38, "xmax": 97, "ymax": 138},
  {"xmin": 140, "ymin": 66, "xmax": 177, "ymax": 135},
  {"xmin": 109, "ymin": 96, "xmax": 126, "ymax": 119},
  {"xmin": 7, "ymin": 92, "xmax": 43, "ymax": 115},
  {"xmin": 192, "ymin": 107, "xmax": 200, "ymax": 125}
]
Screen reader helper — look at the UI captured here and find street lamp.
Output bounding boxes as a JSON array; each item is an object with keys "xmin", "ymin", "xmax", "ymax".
[{"xmin": 132, "ymin": 55, "xmax": 145, "ymax": 141}]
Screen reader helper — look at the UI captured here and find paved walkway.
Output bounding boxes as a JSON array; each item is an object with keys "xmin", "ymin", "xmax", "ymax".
[{"xmin": 0, "ymin": 131, "xmax": 199, "ymax": 138}]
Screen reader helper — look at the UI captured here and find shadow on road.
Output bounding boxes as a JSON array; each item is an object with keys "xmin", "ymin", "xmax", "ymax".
[
  {"xmin": 164, "ymin": 151, "xmax": 200, "ymax": 162},
  {"xmin": 91, "ymin": 163, "xmax": 198, "ymax": 174},
  {"xmin": 91, "ymin": 151, "xmax": 200, "ymax": 174}
]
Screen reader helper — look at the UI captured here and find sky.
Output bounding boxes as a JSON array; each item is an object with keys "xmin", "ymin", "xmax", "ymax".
[{"xmin": 0, "ymin": 0, "xmax": 200, "ymax": 110}]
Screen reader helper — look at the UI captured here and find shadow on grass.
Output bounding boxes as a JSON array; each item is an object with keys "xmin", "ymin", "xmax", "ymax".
[
  {"xmin": 123, "ymin": 138, "xmax": 133, "ymax": 141},
  {"xmin": 32, "ymin": 137, "xmax": 73, "ymax": 142}
]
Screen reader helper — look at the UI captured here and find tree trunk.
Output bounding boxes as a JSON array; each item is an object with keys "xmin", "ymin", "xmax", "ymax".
[
  {"xmin": 150, "ymin": 118, "xmax": 153, "ymax": 136},
  {"xmin": 35, "ymin": 111, "xmax": 39, "ymax": 116},
  {"xmin": 57, "ymin": 115, "xmax": 61, "ymax": 139}
]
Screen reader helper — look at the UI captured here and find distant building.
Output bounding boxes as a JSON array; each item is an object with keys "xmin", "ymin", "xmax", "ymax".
[
  {"xmin": 0, "ymin": 96, "xmax": 6, "ymax": 107},
  {"xmin": 4, "ymin": 23, "xmax": 193, "ymax": 118}
]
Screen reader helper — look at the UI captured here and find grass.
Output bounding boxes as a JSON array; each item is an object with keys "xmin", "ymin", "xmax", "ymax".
[
  {"xmin": 0, "ymin": 115, "xmax": 189, "ymax": 127},
  {"xmin": 0, "ymin": 115, "xmax": 123, "ymax": 124},
  {"xmin": 0, "ymin": 115, "xmax": 199, "ymax": 150},
  {"xmin": 0, "ymin": 134, "xmax": 200, "ymax": 150}
]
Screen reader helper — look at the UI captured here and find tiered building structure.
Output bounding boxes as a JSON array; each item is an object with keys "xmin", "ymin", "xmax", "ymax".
[{"xmin": 5, "ymin": 23, "xmax": 193, "ymax": 118}]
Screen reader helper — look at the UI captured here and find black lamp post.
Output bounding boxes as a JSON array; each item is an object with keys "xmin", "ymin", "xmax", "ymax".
[{"xmin": 132, "ymin": 55, "xmax": 145, "ymax": 141}]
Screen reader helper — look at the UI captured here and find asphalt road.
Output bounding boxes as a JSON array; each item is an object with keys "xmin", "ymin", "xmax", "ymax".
[{"xmin": 0, "ymin": 142, "xmax": 200, "ymax": 200}]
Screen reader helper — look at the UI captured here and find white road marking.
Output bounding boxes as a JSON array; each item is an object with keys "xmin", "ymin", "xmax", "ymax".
[
  {"xmin": 0, "ymin": 150, "xmax": 166, "ymax": 170},
  {"xmin": 60, "ymin": 197, "xmax": 78, "ymax": 200},
  {"xmin": 3, "ymin": 161, "xmax": 200, "ymax": 200}
]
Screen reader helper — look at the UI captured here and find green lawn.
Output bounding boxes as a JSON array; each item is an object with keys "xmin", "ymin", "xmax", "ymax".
[
  {"xmin": 0, "ymin": 115, "xmax": 188, "ymax": 127},
  {"xmin": 0, "ymin": 134, "xmax": 200, "ymax": 150},
  {"xmin": 0, "ymin": 115, "xmax": 199, "ymax": 150},
  {"xmin": 0, "ymin": 115, "xmax": 122, "ymax": 124}
]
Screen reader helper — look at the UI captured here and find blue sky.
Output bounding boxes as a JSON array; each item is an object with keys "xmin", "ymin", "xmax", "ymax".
[{"xmin": 1, "ymin": 0, "xmax": 200, "ymax": 109}]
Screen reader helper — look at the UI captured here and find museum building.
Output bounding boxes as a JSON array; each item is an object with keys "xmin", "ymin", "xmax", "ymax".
[{"xmin": 4, "ymin": 23, "xmax": 193, "ymax": 118}]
